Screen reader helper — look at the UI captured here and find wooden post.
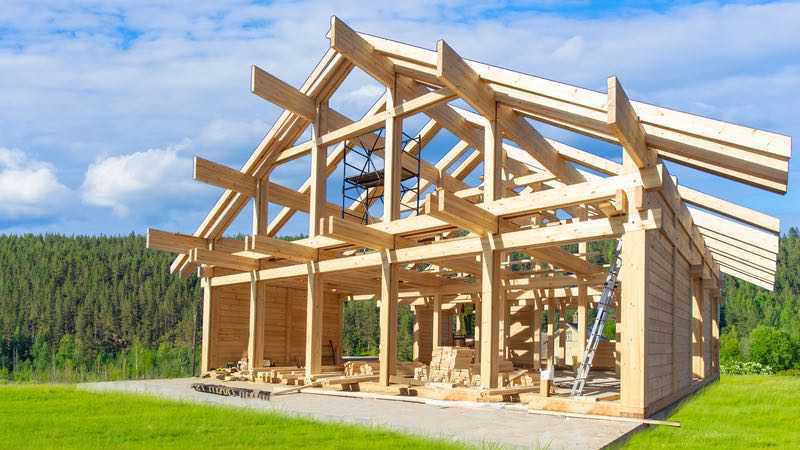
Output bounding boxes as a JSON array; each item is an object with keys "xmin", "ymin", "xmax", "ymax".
[
  {"xmin": 532, "ymin": 298, "xmax": 541, "ymax": 370},
  {"xmin": 200, "ymin": 278, "xmax": 213, "ymax": 373},
  {"xmin": 576, "ymin": 283, "xmax": 588, "ymax": 369},
  {"xmin": 620, "ymin": 229, "xmax": 648, "ymax": 411},
  {"xmin": 480, "ymin": 247, "xmax": 501, "ymax": 388},
  {"xmin": 711, "ymin": 292, "xmax": 720, "ymax": 374},
  {"xmin": 379, "ymin": 81, "xmax": 402, "ymax": 386},
  {"xmin": 691, "ymin": 276, "xmax": 705, "ymax": 379},
  {"xmin": 702, "ymin": 287, "xmax": 713, "ymax": 377},
  {"xmin": 305, "ymin": 101, "xmax": 328, "ymax": 381},
  {"xmin": 547, "ymin": 297, "xmax": 555, "ymax": 370},
  {"xmin": 432, "ymin": 294, "xmax": 442, "ymax": 348},
  {"xmin": 474, "ymin": 299, "xmax": 481, "ymax": 364},
  {"xmin": 247, "ymin": 275, "xmax": 265, "ymax": 371}
]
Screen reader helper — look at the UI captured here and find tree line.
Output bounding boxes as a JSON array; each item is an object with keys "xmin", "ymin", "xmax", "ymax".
[{"xmin": 0, "ymin": 230, "xmax": 797, "ymax": 382}]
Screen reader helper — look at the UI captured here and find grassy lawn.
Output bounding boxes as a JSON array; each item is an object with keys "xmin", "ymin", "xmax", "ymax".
[
  {"xmin": 0, "ymin": 384, "xmax": 468, "ymax": 449},
  {"xmin": 622, "ymin": 375, "xmax": 800, "ymax": 449}
]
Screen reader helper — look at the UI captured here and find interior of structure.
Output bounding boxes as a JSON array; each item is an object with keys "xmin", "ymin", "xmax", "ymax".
[{"xmin": 146, "ymin": 17, "xmax": 792, "ymax": 418}]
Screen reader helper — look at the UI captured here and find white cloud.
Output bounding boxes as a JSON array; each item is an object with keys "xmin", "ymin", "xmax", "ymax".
[
  {"xmin": 81, "ymin": 140, "xmax": 198, "ymax": 217},
  {"xmin": 0, "ymin": 148, "xmax": 71, "ymax": 219}
]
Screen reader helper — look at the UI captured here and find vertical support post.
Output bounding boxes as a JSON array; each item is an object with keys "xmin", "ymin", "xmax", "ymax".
[
  {"xmin": 305, "ymin": 101, "xmax": 328, "ymax": 381},
  {"xmin": 474, "ymin": 299, "xmax": 481, "ymax": 364},
  {"xmin": 620, "ymin": 229, "xmax": 648, "ymax": 412},
  {"xmin": 576, "ymin": 284, "xmax": 588, "ymax": 369},
  {"xmin": 479, "ymin": 102, "xmax": 502, "ymax": 389},
  {"xmin": 691, "ymin": 277, "xmax": 705, "ymax": 379},
  {"xmin": 247, "ymin": 274, "xmax": 265, "ymax": 371},
  {"xmin": 702, "ymin": 286, "xmax": 713, "ymax": 377},
  {"xmin": 432, "ymin": 294, "xmax": 442, "ymax": 349},
  {"xmin": 711, "ymin": 292, "xmax": 720, "ymax": 375},
  {"xmin": 200, "ymin": 278, "xmax": 213, "ymax": 373},
  {"xmin": 547, "ymin": 297, "xmax": 555, "ymax": 370},
  {"xmin": 532, "ymin": 298, "xmax": 541, "ymax": 370},
  {"xmin": 480, "ymin": 247, "xmax": 501, "ymax": 388},
  {"xmin": 305, "ymin": 271, "xmax": 323, "ymax": 380},
  {"xmin": 379, "ymin": 80, "xmax": 401, "ymax": 386}
]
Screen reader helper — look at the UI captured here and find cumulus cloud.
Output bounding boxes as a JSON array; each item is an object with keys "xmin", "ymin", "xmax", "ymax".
[
  {"xmin": 81, "ymin": 140, "xmax": 199, "ymax": 217},
  {"xmin": 0, "ymin": 148, "xmax": 71, "ymax": 219},
  {"xmin": 0, "ymin": 1, "xmax": 798, "ymax": 233}
]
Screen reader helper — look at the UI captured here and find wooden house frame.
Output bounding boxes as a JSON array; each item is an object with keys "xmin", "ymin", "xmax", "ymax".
[{"xmin": 146, "ymin": 17, "xmax": 792, "ymax": 418}]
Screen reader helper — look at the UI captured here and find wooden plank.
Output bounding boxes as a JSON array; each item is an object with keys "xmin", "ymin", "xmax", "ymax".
[
  {"xmin": 321, "ymin": 216, "xmax": 395, "ymax": 250},
  {"xmin": 607, "ymin": 77, "xmax": 657, "ymax": 169},
  {"xmin": 247, "ymin": 235, "xmax": 318, "ymax": 262},
  {"xmin": 678, "ymin": 185, "xmax": 779, "ymax": 234},
  {"xmin": 194, "ymin": 157, "xmax": 257, "ymax": 196},
  {"xmin": 436, "ymin": 40, "xmax": 496, "ymax": 119},
  {"xmin": 209, "ymin": 212, "xmax": 661, "ymax": 287},
  {"xmin": 190, "ymin": 247, "xmax": 257, "ymax": 272},
  {"xmin": 251, "ymin": 65, "xmax": 316, "ymax": 120},
  {"xmin": 424, "ymin": 188, "xmax": 498, "ymax": 235},
  {"xmin": 329, "ymin": 16, "xmax": 394, "ymax": 86}
]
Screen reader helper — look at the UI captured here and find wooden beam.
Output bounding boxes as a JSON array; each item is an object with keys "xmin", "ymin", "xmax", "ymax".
[
  {"xmin": 690, "ymin": 208, "xmax": 779, "ymax": 255},
  {"xmin": 305, "ymin": 270, "xmax": 324, "ymax": 380},
  {"xmin": 194, "ymin": 157, "xmax": 257, "ymax": 196},
  {"xmin": 608, "ymin": 77, "xmax": 657, "ymax": 170},
  {"xmin": 424, "ymin": 188, "xmax": 498, "ymax": 235},
  {"xmin": 436, "ymin": 40, "xmax": 496, "ymax": 119},
  {"xmin": 497, "ymin": 105, "xmax": 586, "ymax": 186},
  {"xmin": 247, "ymin": 235, "xmax": 318, "ymax": 262},
  {"xmin": 190, "ymin": 247, "xmax": 257, "ymax": 272},
  {"xmin": 309, "ymin": 102, "xmax": 328, "ymax": 237},
  {"xmin": 321, "ymin": 215, "xmax": 395, "ymax": 250},
  {"xmin": 480, "ymin": 244, "xmax": 500, "ymax": 388},
  {"xmin": 251, "ymin": 65, "xmax": 316, "ymax": 120},
  {"xmin": 329, "ymin": 16, "xmax": 394, "ymax": 86},
  {"xmin": 247, "ymin": 275, "xmax": 265, "ymax": 369},
  {"xmin": 678, "ymin": 185, "xmax": 779, "ymax": 234},
  {"xmin": 209, "ymin": 212, "xmax": 661, "ymax": 287}
]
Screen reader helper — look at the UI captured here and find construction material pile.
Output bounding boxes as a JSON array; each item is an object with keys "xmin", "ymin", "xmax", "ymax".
[
  {"xmin": 202, "ymin": 366, "xmax": 250, "ymax": 382},
  {"xmin": 344, "ymin": 361, "xmax": 378, "ymax": 376},
  {"xmin": 415, "ymin": 346, "xmax": 477, "ymax": 386}
]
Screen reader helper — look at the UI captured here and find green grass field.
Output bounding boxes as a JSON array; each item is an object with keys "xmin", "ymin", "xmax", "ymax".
[
  {"xmin": 0, "ymin": 385, "xmax": 467, "ymax": 449},
  {"xmin": 621, "ymin": 375, "xmax": 800, "ymax": 449},
  {"xmin": 1, "ymin": 376, "xmax": 797, "ymax": 449}
]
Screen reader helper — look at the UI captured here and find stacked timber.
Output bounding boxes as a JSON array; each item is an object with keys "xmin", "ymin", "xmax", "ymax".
[
  {"xmin": 416, "ymin": 346, "xmax": 476, "ymax": 386},
  {"xmin": 202, "ymin": 367, "xmax": 250, "ymax": 382},
  {"xmin": 344, "ymin": 361, "xmax": 378, "ymax": 376}
]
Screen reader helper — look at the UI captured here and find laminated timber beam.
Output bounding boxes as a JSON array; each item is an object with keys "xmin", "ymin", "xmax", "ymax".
[
  {"xmin": 246, "ymin": 235, "xmax": 318, "ymax": 262},
  {"xmin": 207, "ymin": 210, "xmax": 661, "ymax": 287},
  {"xmin": 170, "ymin": 48, "xmax": 354, "ymax": 275},
  {"xmin": 146, "ymin": 228, "xmax": 244, "ymax": 254},
  {"xmin": 251, "ymin": 65, "xmax": 316, "ymax": 120},
  {"xmin": 358, "ymin": 32, "xmax": 791, "ymax": 193},
  {"xmin": 320, "ymin": 215, "xmax": 396, "ymax": 250},
  {"xmin": 607, "ymin": 77, "xmax": 657, "ymax": 170},
  {"xmin": 424, "ymin": 188, "xmax": 498, "ymax": 235},
  {"xmin": 678, "ymin": 185, "xmax": 780, "ymax": 234},
  {"xmin": 190, "ymin": 247, "xmax": 258, "ymax": 272}
]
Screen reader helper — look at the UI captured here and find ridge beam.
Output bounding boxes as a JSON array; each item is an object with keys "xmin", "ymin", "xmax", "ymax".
[
  {"xmin": 608, "ymin": 76, "xmax": 657, "ymax": 169},
  {"xmin": 190, "ymin": 247, "xmax": 258, "ymax": 272},
  {"xmin": 251, "ymin": 65, "xmax": 316, "ymax": 120},
  {"xmin": 424, "ymin": 188, "xmax": 498, "ymax": 235},
  {"xmin": 246, "ymin": 235, "xmax": 318, "ymax": 262},
  {"xmin": 321, "ymin": 215, "xmax": 396, "ymax": 250}
]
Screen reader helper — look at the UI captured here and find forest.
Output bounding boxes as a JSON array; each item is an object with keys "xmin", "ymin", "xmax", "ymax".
[{"xmin": 0, "ymin": 229, "xmax": 798, "ymax": 382}]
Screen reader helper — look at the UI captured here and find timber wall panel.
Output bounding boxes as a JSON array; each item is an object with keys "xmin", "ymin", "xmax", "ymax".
[
  {"xmin": 414, "ymin": 305, "xmax": 433, "ymax": 363},
  {"xmin": 210, "ymin": 283, "xmax": 250, "ymax": 368}
]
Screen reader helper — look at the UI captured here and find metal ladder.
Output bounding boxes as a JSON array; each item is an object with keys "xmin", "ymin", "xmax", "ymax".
[{"xmin": 570, "ymin": 239, "xmax": 623, "ymax": 396}]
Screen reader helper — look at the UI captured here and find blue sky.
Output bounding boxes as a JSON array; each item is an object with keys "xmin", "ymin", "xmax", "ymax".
[{"xmin": 0, "ymin": 0, "xmax": 798, "ymax": 237}]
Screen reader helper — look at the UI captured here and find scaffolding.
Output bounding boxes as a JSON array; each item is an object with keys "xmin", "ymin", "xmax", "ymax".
[{"xmin": 340, "ymin": 129, "xmax": 422, "ymax": 224}]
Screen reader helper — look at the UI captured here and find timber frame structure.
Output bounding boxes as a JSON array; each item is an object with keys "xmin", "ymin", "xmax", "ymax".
[{"xmin": 146, "ymin": 17, "xmax": 792, "ymax": 418}]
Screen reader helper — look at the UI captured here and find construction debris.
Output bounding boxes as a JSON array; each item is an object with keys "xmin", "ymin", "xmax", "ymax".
[{"xmin": 191, "ymin": 383, "xmax": 270, "ymax": 400}]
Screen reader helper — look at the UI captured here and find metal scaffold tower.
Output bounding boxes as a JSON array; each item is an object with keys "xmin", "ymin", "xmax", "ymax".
[{"xmin": 340, "ymin": 129, "xmax": 422, "ymax": 224}]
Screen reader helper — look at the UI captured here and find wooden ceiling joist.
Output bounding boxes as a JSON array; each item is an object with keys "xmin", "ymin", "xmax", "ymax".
[
  {"xmin": 190, "ymin": 247, "xmax": 258, "ymax": 272},
  {"xmin": 320, "ymin": 215, "xmax": 396, "ymax": 250},
  {"xmin": 424, "ymin": 188, "xmax": 499, "ymax": 235},
  {"xmin": 246, "ymin": 235, "xmax": 318, "ymax": 262}
]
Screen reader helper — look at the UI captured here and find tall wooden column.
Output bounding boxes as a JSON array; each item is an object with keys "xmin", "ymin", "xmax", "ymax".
[
  {"xmin": 432, "ymin": 294, "xmax": 442, "ymax": 348},
  {"xmin": 247, "ymin": 178, "xmax": 268, "ymax": 371},
  {"xmin": 546, "ymin": 297, "xmax": 555, "ymax": 370},
  {"xmin": 479, "ymin": 107, "xmax": 502, "ymax": 389},
  {"xmin": 620, "ymin": 228, "xmax": 648, "ymax": 411},
  {"xmin": 200, "ymin": 278, "xmax": 214, "ymax": 373},
  {"xmin": 691, "ymin": 276, "xmax": 705, "ymax": 379},
  {"xmin": 532, "ymin": 298, "xmax": 541, "ymax": 370},
  {"xmin": 473, "ymin": 299, "xmax": 481, "ymax": 364},
  {"xmin": 379, "ymin": 81, "xmax": 402, "ymax": 386},
  {"xmin": 305, "ymin": 102, "xmax": 328, "ymax": 381},
  {"xmin": 576, "ymin": 284, "xmax": 588, "ymax": 369}
]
